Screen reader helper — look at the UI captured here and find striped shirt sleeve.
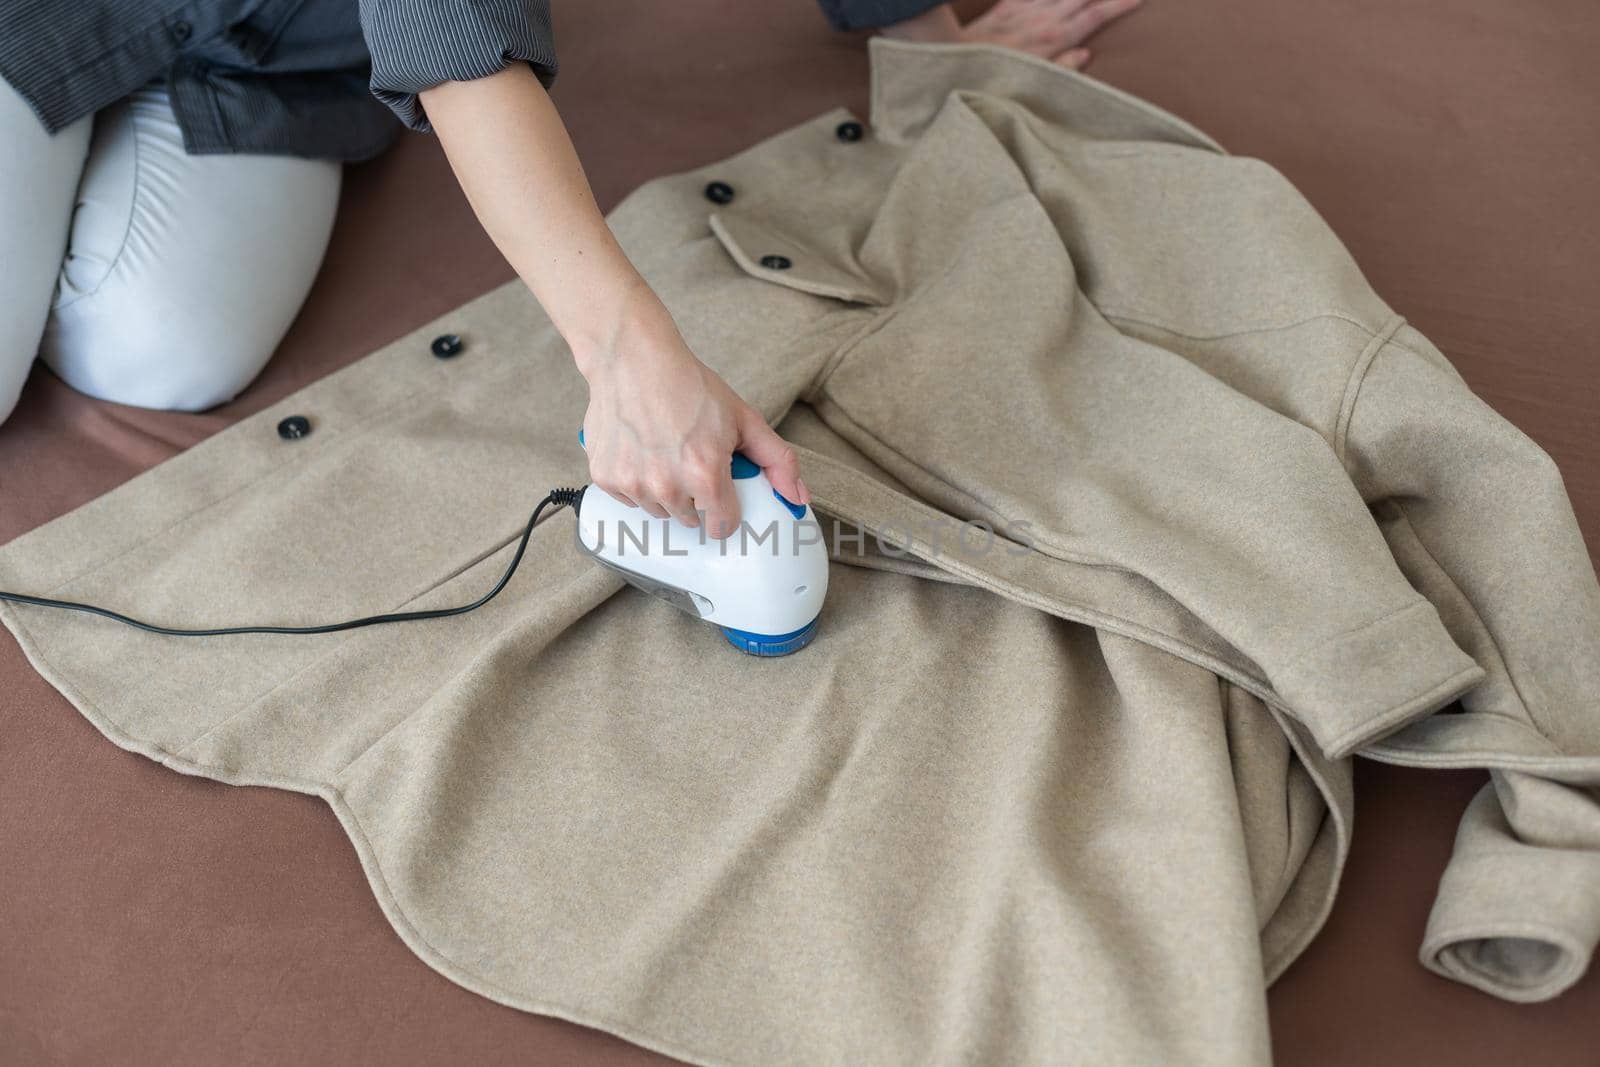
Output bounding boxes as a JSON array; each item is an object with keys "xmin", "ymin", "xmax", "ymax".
[
  {"xmin": 813, "ymin": 0, "xmax": 946, "ymax": 32},
  {"xmin": 358, "ymin": 0, "xmax": 557, "ymax": 132}
]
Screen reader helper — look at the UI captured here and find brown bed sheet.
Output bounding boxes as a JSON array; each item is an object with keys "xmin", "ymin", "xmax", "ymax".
[{"xmin": 2, "ymin": 1, "xmax": 1596, "ymax": 1063}]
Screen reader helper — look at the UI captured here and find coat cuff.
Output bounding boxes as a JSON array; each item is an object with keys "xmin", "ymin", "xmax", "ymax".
[
  {"xmin": 360, "ymin": 0, "xmax": 558, "ymax": 133},
  {"xmin": 1420, "ymin": 783, "xmax": 1600, "ymax": 1002},
  {"xmin": 1267, "ymin": 598, "xmax": 1484, "ymax": 760},
  {"xmin": 814, "ymin": 0, "xmax": 948, "ymax": 32}
]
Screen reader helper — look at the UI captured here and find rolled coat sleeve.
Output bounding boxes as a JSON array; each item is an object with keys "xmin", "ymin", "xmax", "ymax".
[
  {"xmin": 359, "ymin": 0, "xmax": 558, "ymax": 132},
  {"xmin": 1343, "ymin": 326, "xmax": 1600, "ymax": 1001}
]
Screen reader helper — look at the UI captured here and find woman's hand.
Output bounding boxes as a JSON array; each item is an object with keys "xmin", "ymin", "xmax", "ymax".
[
  {"xmin": 881, "ymin": 0, "xmax": 1140, "ymax": 70},
  {"xmin": 575, "ymin": 291, "xmax": 807, "ymax": 539}
]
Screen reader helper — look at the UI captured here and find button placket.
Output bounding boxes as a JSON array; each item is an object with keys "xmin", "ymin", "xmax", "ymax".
[{"xmin": 699, "ymin": 112, "xmax": 895, "ymax": 306}]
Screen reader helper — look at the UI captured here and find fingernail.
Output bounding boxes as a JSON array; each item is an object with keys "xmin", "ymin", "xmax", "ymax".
[{"xmin": 796, "ymin": 478, "xmax": 811, "ymax": 504}]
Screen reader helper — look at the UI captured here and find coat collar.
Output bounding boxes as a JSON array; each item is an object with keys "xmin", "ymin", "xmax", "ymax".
[
  {"xmin": 704, "ymin": 39, "xmax": 1225, "ymax": 309},
  {"xmin": 866, "ymin": 37, "xmax": 1224, "ymax": 152}
]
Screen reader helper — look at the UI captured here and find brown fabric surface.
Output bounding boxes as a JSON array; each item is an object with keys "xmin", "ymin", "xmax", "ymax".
[{"xmin": 1, "ymin": 2, "xmax": 1595, "ymax": 1065}]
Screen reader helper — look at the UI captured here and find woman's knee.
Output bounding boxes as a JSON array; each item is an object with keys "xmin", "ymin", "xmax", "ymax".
[
  {"xmin": 41, "ymin": 291, "xmax": 286, "ymax": 412},
  {"xmin": 37, "ymin": 167, "xmax": 342, "ymax": 410},
  {"xmin": 38, "ymin": 83, "xmax": 341, "ymax": 413}
]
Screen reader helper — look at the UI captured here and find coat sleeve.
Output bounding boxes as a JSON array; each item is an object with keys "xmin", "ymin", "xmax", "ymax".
[
  {"xmin": 1340, "ymin": 324, "xmax": 1600, "ymax": 1002},
  {"xmin": 358, "ymin": 0, "xmax": 558, "ymax": 132}
]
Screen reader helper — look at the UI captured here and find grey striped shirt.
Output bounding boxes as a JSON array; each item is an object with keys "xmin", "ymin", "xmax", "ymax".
[
  {"xmin": 0, "ymin": 0, "xmax": 930, "ymax": 160},
  {"xmin": 0, "ymin": 0, "xmax": 556, "ymax": 160},
  {"xmin": 362, "ymin": 0, "xmax": 556, "ymax": 133}
]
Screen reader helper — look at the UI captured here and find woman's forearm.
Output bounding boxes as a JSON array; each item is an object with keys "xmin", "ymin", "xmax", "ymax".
[
  {"xmin": 419, "ymin": 64, "xmax": 650, "ymax": 367},
  {"xmin": 417, "ymin": 64, "xmax": 807, "ymax": 534}
]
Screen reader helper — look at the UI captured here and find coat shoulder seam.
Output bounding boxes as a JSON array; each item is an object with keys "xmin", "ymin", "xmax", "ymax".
[{"xmin": 1332, "ymin": 314, "xmax": 1407, "ymax": 468}]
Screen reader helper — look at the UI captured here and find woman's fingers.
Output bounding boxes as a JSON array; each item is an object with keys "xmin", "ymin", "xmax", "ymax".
[
  {"xmin": 578, "ymin": 347, "xmax": 807, "ymax": 540},
  {"xmin": 735, "ymin": 409, "xmax": 809, "ymax": 506},
  {"xmin": 590, "ymin": 475, "xmax": 632, "ymax": 509},
  {"xmin": 952, "ymin": 0, "xmax": 1140, "ymax": 59},
  {"xmin": 650, "ymin": 479, "xmax": 700, "ymax": 529},
  {"xmin": 593, "ymin": 461, "xmax": 742, "ymax": 539},
  {"xmin": 1058, "ymin": 0, "xmax": 1140, "ymax": 47},
  {"xmin": 691, "ymin": 472, "xmax": 741, "ymax": 540}
]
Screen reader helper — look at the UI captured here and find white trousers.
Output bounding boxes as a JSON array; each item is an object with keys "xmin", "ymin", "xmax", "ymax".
[{"xmin": 0, "ymin": 79, "xmax": 342, "ymax": 425}]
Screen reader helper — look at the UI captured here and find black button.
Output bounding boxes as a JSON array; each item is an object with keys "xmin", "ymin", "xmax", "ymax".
[
  {"xmin": 759, "ymin": 255, "xmax": 792, "ymax": 270},
  {"xmin": 431, "ymin": 333, "xmax": 464, "ymax": 359},
  {"xmin": 704, "ymin": 181, "xmax": 735, "ymax": 205},
  {"xmin": 835, "ymin": 121, "xmax": 864, "ymax": 143},
  {"xmin": 277, "ymin": 415, "xmax": 311, "ymax": 440},
  {"xmin": 171, "ymin": 19, "xmax": 192, "ymax": 42}
]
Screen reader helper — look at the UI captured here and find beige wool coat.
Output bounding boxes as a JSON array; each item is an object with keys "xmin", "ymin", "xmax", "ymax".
[{"xmin": 3, "ymin": 40, "xmax": 1598, "ymax": 1065}]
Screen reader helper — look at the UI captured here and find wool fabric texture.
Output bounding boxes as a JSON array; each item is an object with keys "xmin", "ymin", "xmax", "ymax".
[{"xmin": 3, "ymin": 40, "xmax": 1597, "ymax": 1066}]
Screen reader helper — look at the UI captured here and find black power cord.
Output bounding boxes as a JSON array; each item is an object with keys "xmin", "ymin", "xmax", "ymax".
[{"xmin": 0, "ymin": 487, "xmax": 586, "ymax": 637}]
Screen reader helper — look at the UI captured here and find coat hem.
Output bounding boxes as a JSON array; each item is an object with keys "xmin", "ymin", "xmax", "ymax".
[{"xmin": 0, "ymin": 599, "xmax": 747, "ymax": 1067}]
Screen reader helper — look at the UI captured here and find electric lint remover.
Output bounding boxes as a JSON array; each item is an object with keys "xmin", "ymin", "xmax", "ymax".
[{"xmin": 0, "ymin": 432, "xmax": 830, "ymax": 658}]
